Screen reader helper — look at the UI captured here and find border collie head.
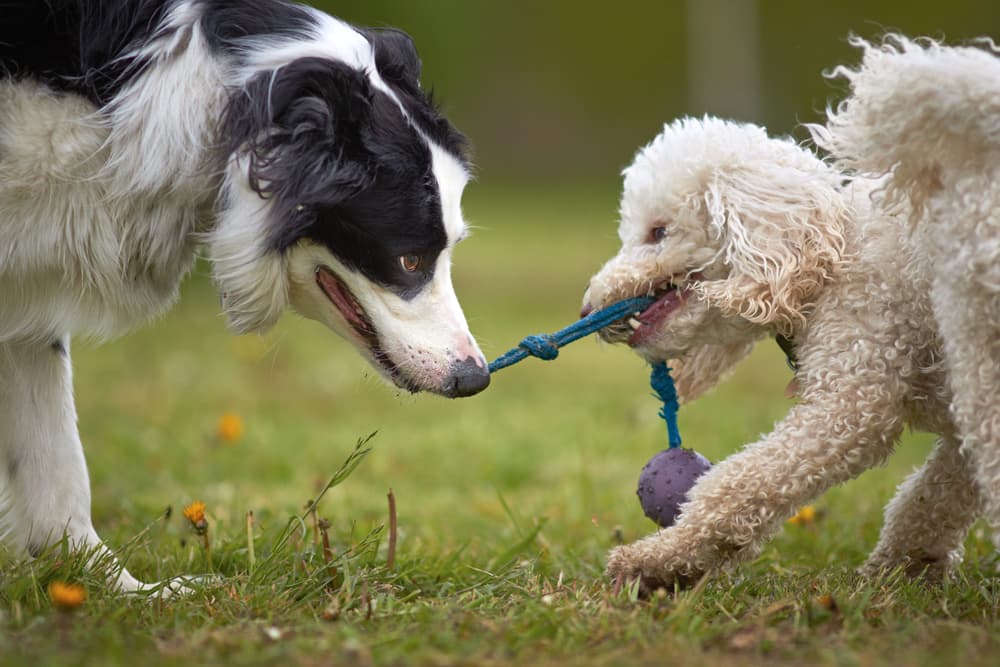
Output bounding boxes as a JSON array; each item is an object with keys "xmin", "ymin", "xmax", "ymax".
[{"xmin": 209, "ymin": 24, "xmax": 489, "ymax": 398}]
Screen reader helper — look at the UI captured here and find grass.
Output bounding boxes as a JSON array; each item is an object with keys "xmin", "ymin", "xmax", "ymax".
[{"xmin": 1, "ymin": 184, "xmax": 998, "ymax": 666}]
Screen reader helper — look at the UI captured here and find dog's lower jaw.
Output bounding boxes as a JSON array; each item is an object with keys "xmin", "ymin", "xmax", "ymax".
[
  {"xmin": 315, "ymin": 266, "xmax": 391, "ymax": 366},
  {"xmin": 377, "ymin": 351, "xmax": 490, "ymax": 398},
  {"xmin": 589, "ymin": 274, "xmax": 704, "ymax": 347},
  {"xmin": 343, "ymin": 329, "xmax": 490, "ymax": 399},
  {"xmin": 304, "ymin": 265, "xmax": 487, "ymax": 397}
]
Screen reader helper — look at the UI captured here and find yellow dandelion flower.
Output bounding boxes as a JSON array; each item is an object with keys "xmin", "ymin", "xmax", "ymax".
[
  {"xmin": 48, "ymin": 581, "xmax": 86, "ymax": 611},
  {"xmin": 787, "ymin": 505, "xmax": 816, "ymax": 525},
  {"xmin": 183, "ymin": 500, "xmax": 207, "ymax": 526},
  {"xmin": 216, "ymin": 412, "xmax": 244, "ymax": 443},
  {"xmin": 816, "ymin": 593, "xmax": 838, "ymax": 611},
  {"xmin": 182, "ymin": 500, "xmax": 212, "ymax": 566}
]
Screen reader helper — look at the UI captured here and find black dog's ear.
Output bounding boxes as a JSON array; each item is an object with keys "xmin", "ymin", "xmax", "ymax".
[
  {"xmin": 366, "ymin": 28, "xmax": 422, "ymax": 91},
  {"xmin": 365, "ymin": 28, "xmax": 469, "ymax": 162},
  {"xmin": 222, "ymin": 58, "xmax": 377, "ymax": 235}
]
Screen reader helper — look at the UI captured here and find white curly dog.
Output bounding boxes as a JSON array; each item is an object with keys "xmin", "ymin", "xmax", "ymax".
[{"xmin": 583, "ymin": 35, "xmax": 1000, "ymax": 592}]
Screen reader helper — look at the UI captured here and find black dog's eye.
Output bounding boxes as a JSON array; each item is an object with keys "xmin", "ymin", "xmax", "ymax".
[
  {"xmin": 649, "ymin": 226, "xmax": 668, "ymax": 243},
  {"xmin": 400, "ymin": 254, "xmax": 423, "ymax": 272}
]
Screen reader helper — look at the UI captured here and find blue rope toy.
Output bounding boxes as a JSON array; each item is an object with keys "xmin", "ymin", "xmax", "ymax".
[
  {"xmin": 488, "ymin": 296, "xmax": 682, "ymax": 449},
  {"xmin": 488, "ymin": 297, "xmax": 711, "ymax": 527}
]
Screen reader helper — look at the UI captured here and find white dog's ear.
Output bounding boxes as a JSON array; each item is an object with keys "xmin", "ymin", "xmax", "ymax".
[
  {"xmin": 670, "ymin": 340, "xmax": 756, "ymax": 403},
  {"xmin": 697, "ymin": 163, "xmax": 849, "ymax": 336}
]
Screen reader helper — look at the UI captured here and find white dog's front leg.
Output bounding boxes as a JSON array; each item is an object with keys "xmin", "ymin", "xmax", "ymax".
[
  {"xmin": 0, "ymin": 338, "xmax": 143, "ymax": 591},
  {"xmin": 608, "ymin": 388, "xmax": 904, "ymax": 594}
]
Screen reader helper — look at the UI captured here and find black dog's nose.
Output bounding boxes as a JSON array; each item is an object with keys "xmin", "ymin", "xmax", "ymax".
[{"xmin": 446, "ymin": 357, "xmax": 491, "ymax": 397}]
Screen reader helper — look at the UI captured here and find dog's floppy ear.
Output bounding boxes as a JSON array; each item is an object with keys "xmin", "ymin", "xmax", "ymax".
[
  {"xmin": 367, "ymin": 28, "xmax": 423, "ymax": 91},
  {"xmin": 697, "ymin": 161, "xmax": 849, "ymax": 336},
  {"xmin": 366, "ymin": 28, "xmax": 469, "ymax": 162},
  {"xmin": 221, "ymin": 57, "xmax": 377, "ymax": 246},
  {"xmin": 211, "ymin": 58, "xmax": 378, "ymax": 334},
  {"xmin": 670, "ymin": 340, "xmax": 756, "ymax": 404}
]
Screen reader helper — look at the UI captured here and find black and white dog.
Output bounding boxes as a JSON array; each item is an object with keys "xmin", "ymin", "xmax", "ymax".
[{"xmin": 0, "ymin": 0, "xmax": 489, "ymax": 590}]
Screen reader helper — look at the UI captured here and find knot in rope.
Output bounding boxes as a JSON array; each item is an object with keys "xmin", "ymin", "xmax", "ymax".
[
  {"xmin": 487, "ymin": 297, "xmax": 684, "ymax": 450},
  {"xmin": 518, "ymin": 334, "xmax": 560, "ymax": 360},
  {"xmin": 650, "ymin": 361, "xmax": 683, "ymax": 449},
  {"xmin": 487, "ymin": 295, "xmax": 654, "ymax": 374}
]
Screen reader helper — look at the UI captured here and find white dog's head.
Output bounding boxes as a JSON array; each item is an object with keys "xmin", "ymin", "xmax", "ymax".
[
  {"xmin": 207, "ymin": 22, "xmax": 489, "ymax": 398},
  {"xmin": 583, "ymin": 117, "xmax": 848, "ymax": 401}
]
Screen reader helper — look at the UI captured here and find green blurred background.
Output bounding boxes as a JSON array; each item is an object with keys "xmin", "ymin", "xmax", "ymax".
[{"xmin": 319, "ymin": 0, "xmax": 999, "ymax": 186}]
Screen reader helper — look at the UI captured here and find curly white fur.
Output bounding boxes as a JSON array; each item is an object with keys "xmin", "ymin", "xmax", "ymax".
[{"xmin": 585, "ymin": 35, "xmax": 999, "ymax": 593}]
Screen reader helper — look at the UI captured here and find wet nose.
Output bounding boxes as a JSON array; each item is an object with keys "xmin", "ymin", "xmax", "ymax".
[
  {"xmin": 580, "ymin": 302, "xmax": 594, "ymax": 318},
  {"xmin": 445, "ymin": 356, "xmax": 491, "ymax": 398}
]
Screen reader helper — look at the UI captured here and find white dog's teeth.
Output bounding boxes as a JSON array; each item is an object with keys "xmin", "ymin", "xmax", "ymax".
[{"xmin": 628, "ymin": 318, "xmax": 641, "ymax": 330}]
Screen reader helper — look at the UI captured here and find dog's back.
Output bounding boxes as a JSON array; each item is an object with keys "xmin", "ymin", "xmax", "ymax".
[
  {"xmin": 0, "ymin": 77, "xmax": 208, "ymax": 343},
  {"xmin": 0, "ymin": 1, "xmax": 223, "ymax": 343}
]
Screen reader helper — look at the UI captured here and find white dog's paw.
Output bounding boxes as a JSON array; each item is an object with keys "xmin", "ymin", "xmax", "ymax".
[
  {"xmin": 606, "ymin": 536, "xmax": 705, "ymax": 597},
  {"xmin": 860, "ymin": 550, "xmax": 956, "ymax": 582}
]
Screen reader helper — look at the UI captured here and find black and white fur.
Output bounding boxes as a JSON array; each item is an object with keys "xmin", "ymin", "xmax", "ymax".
[{"xmin": 0, "ymin": 0, "xmax": 489, "ymax": 591}]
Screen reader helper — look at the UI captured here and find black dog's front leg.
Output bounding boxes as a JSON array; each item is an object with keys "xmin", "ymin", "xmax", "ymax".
[{"xmin": 0, "ymin": 338, "xmax": 145, "ymax": 591}]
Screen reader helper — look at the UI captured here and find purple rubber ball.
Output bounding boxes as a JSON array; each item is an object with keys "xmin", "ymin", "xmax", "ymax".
[{"xmin": 637, "ymin": 447, "xmax": 712, "ymax": 527}]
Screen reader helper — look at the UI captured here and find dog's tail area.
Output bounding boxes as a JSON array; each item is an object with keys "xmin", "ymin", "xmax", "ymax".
[{"xmin": 812, "ymin": 34, "xmax": 1000, "ymax": 212}]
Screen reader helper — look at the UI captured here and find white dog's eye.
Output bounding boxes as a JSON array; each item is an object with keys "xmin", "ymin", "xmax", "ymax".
[
  {"xmin": 649, "ymin": 226, "xmax": 668, "ymax": 243},
  {"xmin": 400, "ymin": 254, "xmax": 423, "ymax": 272}
]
